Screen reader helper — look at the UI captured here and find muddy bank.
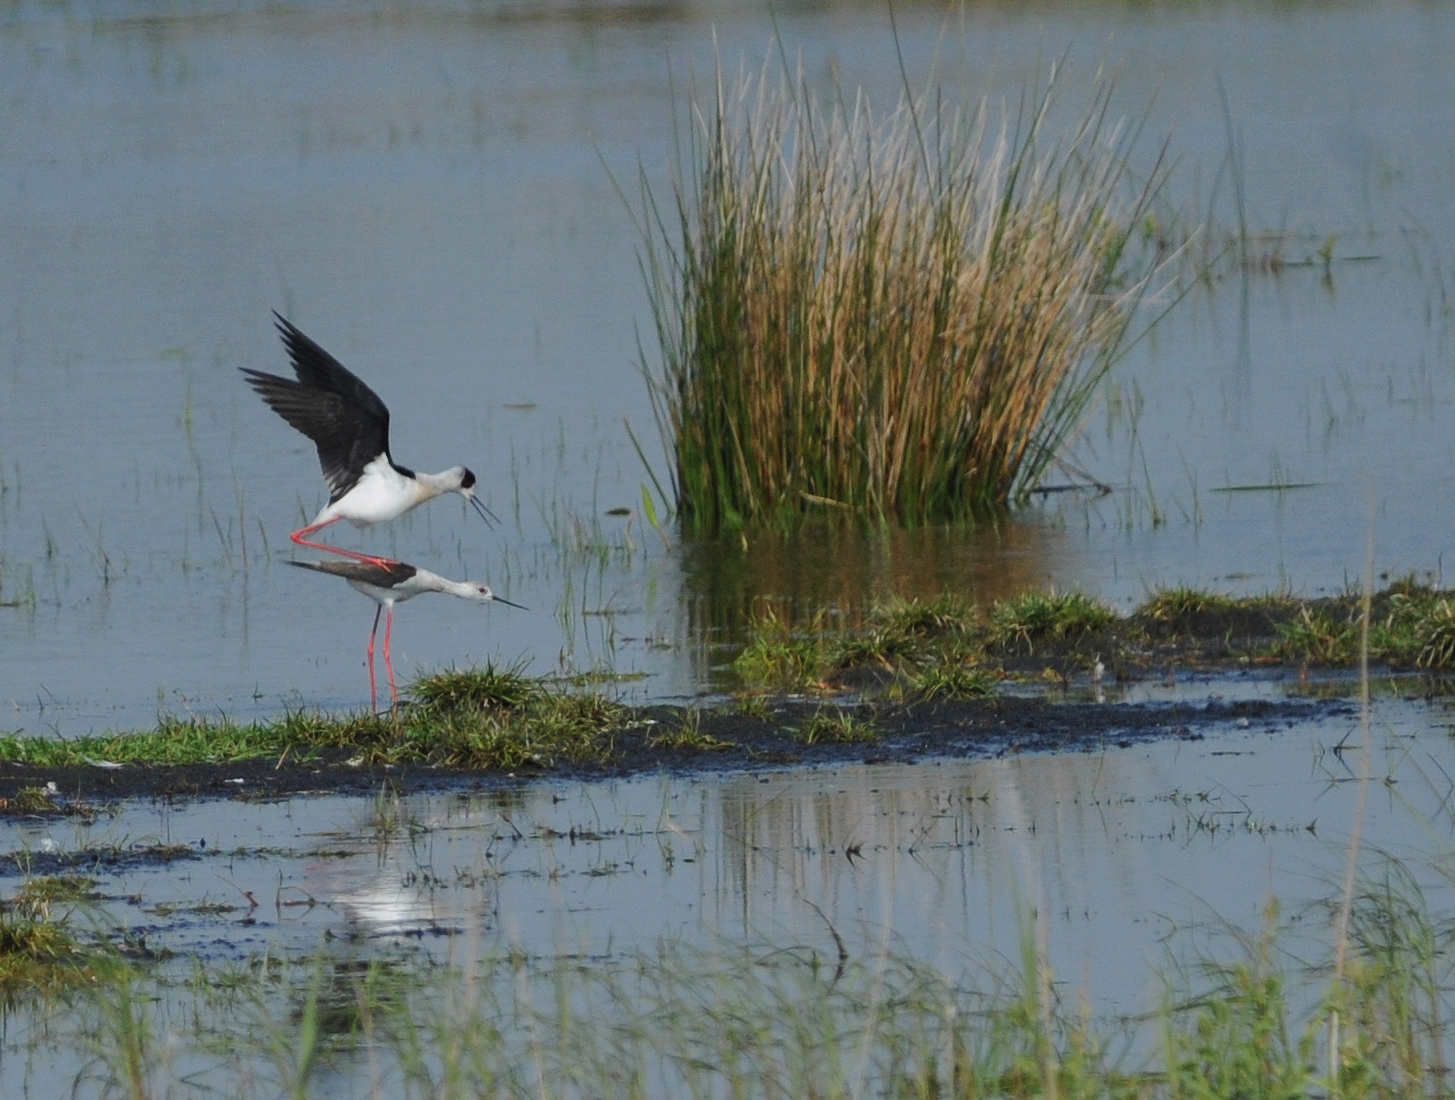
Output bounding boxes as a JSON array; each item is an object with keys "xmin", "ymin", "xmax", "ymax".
[
  {"xmin": 0, "ymin": 689, "xmax": 1352, "ymax": 810},
  {"xmin": 4, "ymin": 579, "xmax": 1438, "ymax": 812}
]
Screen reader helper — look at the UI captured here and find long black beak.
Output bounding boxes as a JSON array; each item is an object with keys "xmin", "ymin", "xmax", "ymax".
[
  {"xmin": 492, "ymin": 595, "xmax": 527, "ymax": 610},
  {"xmin": 468, "ymin": 492, "xmax": 500, "ymax": 528}
]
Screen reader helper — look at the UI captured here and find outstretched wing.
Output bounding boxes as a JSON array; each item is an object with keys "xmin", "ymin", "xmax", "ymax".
[
  {"xmin": 287, "ymin": 559, "xmax": 417, "ymax": 587},
  {"xmin": 241, "ymin": 314, "xmax": 394, "ymax": 502}
]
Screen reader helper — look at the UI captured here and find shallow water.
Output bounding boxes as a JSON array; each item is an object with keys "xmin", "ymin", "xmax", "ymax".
[
  {"xmin": 2, "ymin": 5, "xmax": 1453, "ymax": 1092},
  {"xmin": 1, "ymin": 0, "xmax": 1454, "ymax": 730},
  {"xmin": 1, "ymin": 687, "xmax": 1452, "ymax": 1096},
  {"xmin": 0, "ymin": 685, "xmax": 1444, "ymax": 1014}
]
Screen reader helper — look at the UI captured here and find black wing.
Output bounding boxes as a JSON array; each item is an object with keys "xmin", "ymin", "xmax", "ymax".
[
  {"xmin": 288, "ymin": 559, "xmax": 417, "ymax": 587},
  {"xmin": 240, "ymin": 314, "xmax": 394, "ymax": 503}
]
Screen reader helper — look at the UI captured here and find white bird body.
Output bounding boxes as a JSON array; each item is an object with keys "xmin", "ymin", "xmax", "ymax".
[
  {"xmin": 290, "ymin": 559, "xmax": 523, "ymax": 710},
  {"xmin": 311, "ymin": 456, "xmax": 450, "ymax": 529},
  {"xmin": 244, "ymin": 314, "xmax": 494, "ymax": 567}
]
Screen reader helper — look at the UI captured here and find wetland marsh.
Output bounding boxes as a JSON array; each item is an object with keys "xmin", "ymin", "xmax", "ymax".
[{"xmin": 4, "ymin": 0, "xmax": 1455, "ymax": 1094}]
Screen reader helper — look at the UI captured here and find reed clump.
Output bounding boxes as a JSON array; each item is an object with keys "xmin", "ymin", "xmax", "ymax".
[{"xmin": 640, "ymin": 61, "xmax": 1169, "ymax": 533}]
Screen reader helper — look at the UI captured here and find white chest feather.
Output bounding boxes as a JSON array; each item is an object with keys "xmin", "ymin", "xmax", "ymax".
[{"xmin": 333, "ymin": 457, "xmax": 423, "ymax": 526}]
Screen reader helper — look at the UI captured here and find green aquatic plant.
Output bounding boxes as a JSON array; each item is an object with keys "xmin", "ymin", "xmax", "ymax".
[
  {"xmin": 1142, "ymin": 585, "xmax": 1242, "ymax": 624},
  {"xmin": 0, "ymin": 785, "xmax": 62, "ymax": 814},
  {"xmin": 1275, "ymin": 607, "xmax": 1359, "ymax": 666},
  {"xmin": 637, "ymin": 60, "xmax": 1170, "ymax": 533},
  {"xmin": 988, "ymin": 589, "xmax": 1116, "ymax": 652},
  {"xmin": 793, "ymin": 707, "xmax": 879, "ymax": 745},
  {"xmin": 732, "ymin": 693, "xmax": 772, "ymax": 720},
  {"xmin": 871, "ymin": 593, "xmax": 979, "ymax": 639},
  {"xmin": 385, "ymin": 686, "xmax": 624, "ymax": 771},
  {"xmin": 408, "ymin": 662, "xmax": 538, "ymax": 713},
  {"xmin": 1160, "ymin": 917, "xmax": 1312, "ymax": 1099},
  {"xmin": 0, "ymin": 876, "xmax": 114, "ymax": 997},
  {"xmin": 912, "ymin": 660, "xmax": 996, "ymax": 700},
  {"xmin": 646, "ymin": 710, "xmax": 736, "ymax": 752},
  {"xmin": 1410, "ymin": 597, "xmax": 1455, "ymax": 670},
  {"xmin": 732, "ymin": 607, "xmax": 832, "ymax": 690}
]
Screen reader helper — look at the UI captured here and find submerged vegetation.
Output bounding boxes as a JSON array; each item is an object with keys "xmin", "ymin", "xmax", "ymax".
[
  {"xmin": 638, "ymin": 63, "xmax": 1171, "ymax": 534},
  {"xmin": 0, "ymin": 875, "xmax": 113, "ymax": 996},
  {"xmin": 730, "ymin": 578, "xmax": 1455, "ymax": 694},
  {"xmin": 5, "ymin": 861, "xmax": 1455, "ymax": 1098}
]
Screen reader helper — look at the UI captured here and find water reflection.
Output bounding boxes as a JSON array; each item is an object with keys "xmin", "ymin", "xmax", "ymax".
[
  {"xmin": 4, "ymin": 0, "xmax": 1455, "ymax": 728},
  {"xmin": 678, "ymin": 514, "xmax": 1076, "ymax": 685},
  {"xmin": 1, "ymin": 694, "xmax": 1445, "ymax": 1018}
]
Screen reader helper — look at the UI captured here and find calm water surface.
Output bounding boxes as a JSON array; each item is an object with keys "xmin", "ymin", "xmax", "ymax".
[
  {"xmin": 2, "ymin": 0, "xmax": 1454, "ymax": 729},
  {"xmin": 2, "ymin": 3, "xmax": 1455, "ymax": 1087},
  {"xmin": 2, "ymin": 684, "xmax": 1451, "ymax": 1092}
]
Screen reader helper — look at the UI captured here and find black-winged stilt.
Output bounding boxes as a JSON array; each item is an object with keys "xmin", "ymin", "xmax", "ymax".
[
  {"xmin": 289, "ymin": 559, "xmax": 524, "ymax": 711},
  {"xmin": 243, "ymin": 314, "xmax": 496, "ymax": 568}
]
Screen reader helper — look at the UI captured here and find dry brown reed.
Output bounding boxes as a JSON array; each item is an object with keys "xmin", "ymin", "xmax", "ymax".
[{"xmin": 639, "ymin": 58, "xmax": 1171, "ymax": 534}]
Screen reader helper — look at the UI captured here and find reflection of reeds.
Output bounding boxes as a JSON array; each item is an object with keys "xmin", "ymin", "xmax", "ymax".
[{"xmin": 639, "ymin": 62, "xmax": 1169, "ymax": 534}]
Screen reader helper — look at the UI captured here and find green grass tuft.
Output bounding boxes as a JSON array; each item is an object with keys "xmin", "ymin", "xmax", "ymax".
[
  {"xmin": 646, "ymin": 711, "xmax": 736, "ymax": 752},
  {"xmin": 1142, "ymin": 585, "xmax": 1243, "ymax": 623},
  {"xmin": 988, "ymin": 590, "xmax": 1115, "ymax": 653},
  {"xmin": 0, "ymin": 876, "xmax": 114, "ymax": 997},
  {"xmin": 732, "ymin": 608, "xmax": 830, "ymax": 690},
  {"xmin": 0, "ymin": 665, "xmax": 625, "ymax": 773},
  {"xmin": 1411, "ymin": 597, "xmax": 1455, "ymax": 669},
  {"xmin": 408, "ymin": 662, "xmax": 538, "ymax": 713},
  {"xmin": 1274, "ymin": 607, "xmax": 1360, "ymax": 665},
  {"xmin": 793, "ymin": 708, "xmax": 880, "ymax": 745},
  {"xmin": 0, "ymin": 785, "xmax": 62, "ymax": 814},
  {"xmin": 1273, "ymin": 588, "xmax": 1455, "ymax": 669},
  {"xmin": 912, "ymin": 661, "xmax": 997, "ymax": 700}
]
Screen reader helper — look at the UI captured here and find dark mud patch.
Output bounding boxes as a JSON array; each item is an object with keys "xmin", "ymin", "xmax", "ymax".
[
  {"xmin": 622, "ymin": 694, "xmax": 1349, "ymax": 774},
  {"xmin": 0, "ymin": 842, "xmax": 200, "ymax": 877},
  {"xmin": 0, "ymin": 693, "xmax": 1353, "ymax": 807}
]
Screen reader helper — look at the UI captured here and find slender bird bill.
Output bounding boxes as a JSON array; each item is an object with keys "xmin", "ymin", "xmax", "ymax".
[{"xmin": 466, "ymin": 488, "xmax": 499, "ymax": 527}]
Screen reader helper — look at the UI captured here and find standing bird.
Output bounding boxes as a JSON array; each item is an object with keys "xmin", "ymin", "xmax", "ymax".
[
  {"xmin": 243, "ymin": 314, "xmax": 495, "ymax": 568},
  {"xmin": 289, "ymin": 559, "xmax": 524, "ymax": 711}
]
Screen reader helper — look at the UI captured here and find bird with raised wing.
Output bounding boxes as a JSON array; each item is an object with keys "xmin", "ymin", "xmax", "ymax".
[
  {"xmin": 243, "ymin": 314, "xmax": 495, "ymax": 568},
  {"xmin": 290, "ymin": 559, "xmax": 524, "ymax": 711}
]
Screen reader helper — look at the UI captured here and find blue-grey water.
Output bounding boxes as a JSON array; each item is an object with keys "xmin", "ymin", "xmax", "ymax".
[
  {"xmin": 3, "ymin": 0, "xmax": 1455, "ymax": 729},
  {"xmin": 3, "ymin": 682, "xmax": 1452, "ymax": 1095},
  {"xmin": 2, "ymin": 1, "xmax": 1455, "ymax": 1092}
]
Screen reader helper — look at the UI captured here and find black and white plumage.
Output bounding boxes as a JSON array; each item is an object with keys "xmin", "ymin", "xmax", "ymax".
[
  {"xmin": 290, "ymin": 559, "xmax": 524, "ymax": 711},
  {"xmin": 242, "ymin": 313, "xmax": 495, "ymax": 568}
]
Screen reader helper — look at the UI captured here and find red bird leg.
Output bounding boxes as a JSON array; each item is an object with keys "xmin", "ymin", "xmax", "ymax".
[
  {"xmin": 290, "ymin": 517, "xmax": 398, "ymax": 570},
  {"xmin": 367, "ymin": 604, "xmax": 382, "ymax": 712},
  {"xmin": 383, "ymin": 604, "xmax": 398, "ymax": 705}
]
